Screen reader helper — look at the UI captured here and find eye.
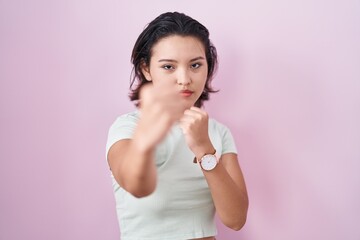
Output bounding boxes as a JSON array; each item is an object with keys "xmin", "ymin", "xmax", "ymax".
[
  {"xmin": 162, "ymin": 64, "xmax": 175, "ymax": 70},
  {"xmin": 191, "ymin": 63, "xmax": 202, "ymax": 69}
]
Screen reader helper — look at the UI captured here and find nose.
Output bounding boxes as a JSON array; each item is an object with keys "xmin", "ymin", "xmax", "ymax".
[{"xmin": 176, "ymin": 69, "xmax": 191, "ymax": 86}]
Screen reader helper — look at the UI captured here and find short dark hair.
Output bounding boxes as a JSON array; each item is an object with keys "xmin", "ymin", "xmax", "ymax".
[{"xmin": 129, "ymin": 12, "xmax": 218, "ymax": 107}]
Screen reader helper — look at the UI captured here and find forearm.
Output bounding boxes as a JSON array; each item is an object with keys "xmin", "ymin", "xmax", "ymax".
[
  {"xmin": 191, "ymin": 141, "xmax": 248, "ymax": 230},
  {"xmin": 203, "ymin": 162, "xmax": 248, "ymax": 230},
  {"xmin": 111, "ymin": 139, "xmax": 157, "ymax": 198}
]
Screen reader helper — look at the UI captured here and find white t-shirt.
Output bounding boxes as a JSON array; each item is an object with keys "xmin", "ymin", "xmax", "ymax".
[{"xmin": 106, "ymin": 111, "xmax": 238, "ymax": 240}]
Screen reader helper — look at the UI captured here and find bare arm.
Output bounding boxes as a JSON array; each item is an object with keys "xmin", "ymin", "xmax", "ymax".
[
  {"xmin": 107, "ymin": 139, "xmax": 157, "ymax": 198},
  {"xmin": 107, "ymin": 84, "xmax": 188, "ymax": 198},
  {"xmin": 202, "ymin": 152, "xmax": 248, "ymax": 230},
  {"xmin": 180, "ymin": 107, "xmax": 249, "ymax": 230}
]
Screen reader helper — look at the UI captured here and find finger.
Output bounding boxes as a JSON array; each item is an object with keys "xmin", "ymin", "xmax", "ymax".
[
  {"xmin": 139, "ymin": 84, "xmax": 153, "ymax": 99},
  {"xmin": 152, "ymin": 80, "xmax": 179, "ymax": 97},
  {"xmin": 179, "ymin": 117, "xmax": 190, "ymax": 127},
  {"xmin": 179, "ymin": 113, "xmax": 195, "ymax": 124},
  {"xmin": 189, "ymin": 106, "xmax": 207, "ymax": 115},
  {"xmin": 140, "ymin": 83, "xmax": 181, "ymax": 110},
  {"xmin": 183, "ymin": 108, "xmax": 203, "ymax": 119},
  {"xmin": 138, "ymin": 84, "xmax": 155, "ymax": 109},
  {"xmin": 178, "ymin": 121, "xmax": 190, "ymax": 133},
  {"xmin": 154, "ymin": 85, "xmax": 189, "ymax": 112},
  {"xmin": 190, "ymin": 106, "xmax": 202, "ymax": 111}
]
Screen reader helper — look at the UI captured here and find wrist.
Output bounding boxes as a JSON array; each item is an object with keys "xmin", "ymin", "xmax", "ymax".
[
  {"xmin": 196, "ymin": 150, "xmax": 219, "ymax": 171},
  {"xmin": 192, "ymin": 143, "xmax": 216, "ymax": 163},
  {"xmin": 195, "ymin": 146, "xmax": 215, "ymax": 159},
  {"xmin": 131, "ymin": 134, "xmax": 154, "ymax": 155}
]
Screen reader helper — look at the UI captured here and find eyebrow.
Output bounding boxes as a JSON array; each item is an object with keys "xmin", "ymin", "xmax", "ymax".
[{"xmin": 158, "ymin": 56, "xmax": 205, "ymax": 63}]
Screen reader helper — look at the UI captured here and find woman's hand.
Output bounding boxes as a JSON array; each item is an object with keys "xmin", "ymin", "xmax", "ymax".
[
  {"xmin": 134, "ymin": 83, "xmax": 188, "ymax": 152},
  {"xmin": 179, "ymin": 107, "xmax": 215, "ymax": 158}
]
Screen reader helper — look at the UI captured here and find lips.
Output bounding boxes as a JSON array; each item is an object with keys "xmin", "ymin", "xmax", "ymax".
[
  {"xmin": 179, "ymin": 89, "xmax": 194, "ymax": 97},
  {"xmin": 180, "ymin": 90, "xmax": 193, "ymax": 94}
]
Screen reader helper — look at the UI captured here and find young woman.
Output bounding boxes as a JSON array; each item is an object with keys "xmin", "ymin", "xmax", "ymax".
[{"xmin": 106, "ymin": 12, "xmax": 248, "ymax": 240}]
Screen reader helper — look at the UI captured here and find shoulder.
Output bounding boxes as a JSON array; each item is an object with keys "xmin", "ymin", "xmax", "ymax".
[
  {"xmin": 208, "ymin": 117, "xmax": 238, "ymax": 154},
  {"xmin": 110, "ymin": 110, "xmax": 140, "ymax": 128},
  {"xmin": 106, "ymin": 111, "xmax": 140, "ymax": 155},
  {"xmin": 117, "ymin": 110, "xmax": 140, "ymax": 122},
  {"xmin": 208, "ymin": 117, "xmax": 231, "ymax": 133}
]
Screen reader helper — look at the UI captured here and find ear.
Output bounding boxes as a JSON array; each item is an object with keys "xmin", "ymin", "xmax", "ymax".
[{"xmin": 141, "ymin": 62, "xmax": 152, "ymax": 81}]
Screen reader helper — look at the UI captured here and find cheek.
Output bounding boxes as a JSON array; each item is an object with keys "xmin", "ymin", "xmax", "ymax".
[
  {"xmin": 198, "ymin": 71, "xmax": 208, "ymax": 86},
  {"xmin": 148, "ymin": 67, "xmax": 164, "ymax": 82},
  {"xmin": 201, "ymin": 67, "xmax": 209, "ymax": 81}
]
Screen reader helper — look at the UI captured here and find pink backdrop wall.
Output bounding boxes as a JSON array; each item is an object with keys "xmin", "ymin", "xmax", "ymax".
[{"xmin": 1, "ymin": 1, "xmax": 359, "ymax": 239}]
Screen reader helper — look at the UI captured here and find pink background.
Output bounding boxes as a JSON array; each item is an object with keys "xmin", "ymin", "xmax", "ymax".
[{"xmin": 1, "ymin": 1, "xmax": 359, "ymax": 239}]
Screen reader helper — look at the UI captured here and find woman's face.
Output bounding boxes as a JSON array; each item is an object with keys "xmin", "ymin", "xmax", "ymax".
[{"xmin": 142, "ymin": 35, "xmax": 208, "ymax": 107}]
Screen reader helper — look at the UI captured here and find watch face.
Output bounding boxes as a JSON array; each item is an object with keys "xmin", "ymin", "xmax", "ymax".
[{"xmin": 201, "ymin": 155, "xmax": 217, "ymax": 171}]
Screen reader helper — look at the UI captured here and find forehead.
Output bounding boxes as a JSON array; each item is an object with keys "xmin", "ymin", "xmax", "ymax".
[{"xmin": 150, "ymin": 35, "xmax": 206, "ymax": 60}]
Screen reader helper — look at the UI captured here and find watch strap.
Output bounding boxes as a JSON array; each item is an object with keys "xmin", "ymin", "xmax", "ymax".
[{"xmin": 193, "ymin": 149, "xmax": 216, "ymax": 164}]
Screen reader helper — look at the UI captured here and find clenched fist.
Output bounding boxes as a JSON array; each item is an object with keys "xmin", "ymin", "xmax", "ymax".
[
  {"xmin": 179, "ymin": 107, "xmax": 215, "ymax": 159},
  {"xmin": 132, "ymin": 82, "xmax": 190, "ymax": 152}
]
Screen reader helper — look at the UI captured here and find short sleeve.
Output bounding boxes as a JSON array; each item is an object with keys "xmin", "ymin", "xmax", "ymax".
[
  {"xmin": 219, "ymin": 124, "xmax": 238, "ymax": 155},
  {"xmin": 105, "ymin": 111, "xmax": 139, "ymax": 161}
]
